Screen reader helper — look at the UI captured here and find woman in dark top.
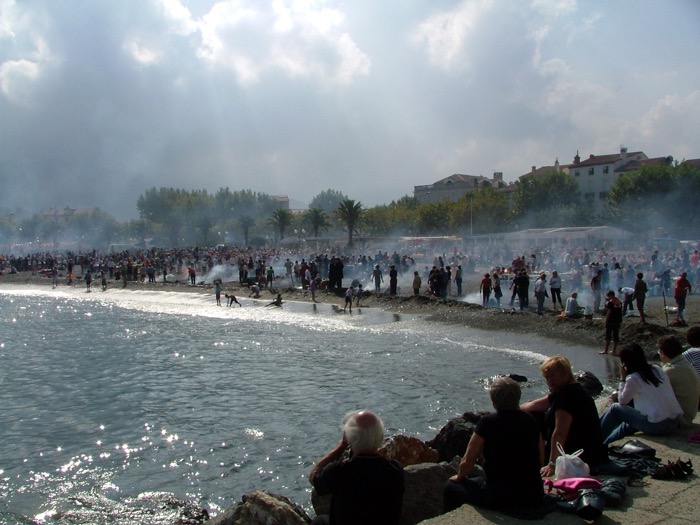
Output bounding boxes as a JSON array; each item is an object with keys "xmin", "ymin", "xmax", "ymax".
[
  {"xmin": 521, "ymin": 356, "xmax": 607, "ymax": 477},
  {"xmin": 443, "ymin": 377, "xmax": 544, "ymax": 512}
]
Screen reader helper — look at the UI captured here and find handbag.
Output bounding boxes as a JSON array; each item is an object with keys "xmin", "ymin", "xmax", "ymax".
[{"xmin": 554, "ymin": 442, "xmax": 590, "ymax": 480}]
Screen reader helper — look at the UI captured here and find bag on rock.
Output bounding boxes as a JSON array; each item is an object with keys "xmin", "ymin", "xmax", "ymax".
[{"xmin": 555, "ymin": 442, "xmax": 590, "ymax": 480}]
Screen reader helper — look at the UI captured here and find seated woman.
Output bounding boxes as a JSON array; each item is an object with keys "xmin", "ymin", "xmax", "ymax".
[
  {"xmin": 521, "ymin": 356, "xmax": 607, "ymax": 477},
  {"xmin": 600, "ymin": 343, "xmax": 683, "ymax": 444},
  {"xmin": 443, "ymin": 377, "xmax": 544, "ymax": 513}
]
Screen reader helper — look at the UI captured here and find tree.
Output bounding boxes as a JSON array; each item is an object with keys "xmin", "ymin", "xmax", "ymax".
[
  {"xmin": 137, "ymin": 187, "xmax": 190, "ymax": 245},
  {"xmin": 267, "ymin": 209, "xmax": 293, "ymax": 243},
  {"xmin": 512, "ymin": 171, "xmax": 583, "ymax": 228},
  {"xmin": 416, "ymin": 201, "xmax": 450, "ymax": 234},
  {"xmin": 303, "ymin": 207, "xmax": 330, "ymax": 238},
  {"xmin": 238, "ymin": 215, "xmax": 256, "ymax": 247},
  {"xmin": 450, "ymin": 188, "xmax": 510, "ymax": 235},
  {"xmin": 309, "ymin": 189, "xmax": 348, "ymax": 213},
  {"xmin": 334, "ymin": 199, "xmax": 364, "ymax": 246}
]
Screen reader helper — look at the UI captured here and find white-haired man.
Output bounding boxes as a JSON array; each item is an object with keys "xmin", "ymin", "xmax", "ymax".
[{"xmin": 309, "ymin": 410, "xmax": 405, "ymax": 525}]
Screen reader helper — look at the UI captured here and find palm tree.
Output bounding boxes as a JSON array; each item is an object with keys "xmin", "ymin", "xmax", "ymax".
[
  {"xmin": 267, "ymin": 209, "xmax": 293, "ymax": 243},
  {"xmin": 334, "ymin": 199, "xmax": 364, "ymax": 247},
  {"xmin": 303, "ymin": 207, "xmax": 330, "ymax": 238},
  {"xmin": 238, "ymin": 215, "xmax": 256, "ymax": 246}
]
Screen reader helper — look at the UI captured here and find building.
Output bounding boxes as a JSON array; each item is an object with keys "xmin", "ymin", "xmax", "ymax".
[{"xmin": 414, "ymin": 172, "xmax": 507, "ymax": 204}]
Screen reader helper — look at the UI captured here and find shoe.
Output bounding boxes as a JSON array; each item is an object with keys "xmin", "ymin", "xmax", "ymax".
[
  {"xmin": 599, "ymin": 478, "xmax": 626, "ymax": 507},
  {"xmin": 575, "ymin": 489, "xmax": 606, "ymax": 520},
  {"xmin": 651, "ymin": 459, "xmax": 693, "ymax": 480}
]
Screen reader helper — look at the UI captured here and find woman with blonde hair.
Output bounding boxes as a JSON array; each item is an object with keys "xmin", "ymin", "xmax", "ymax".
[{"xmin": 521, "ymin": 356, "xmax": 607, "ymax": 476}]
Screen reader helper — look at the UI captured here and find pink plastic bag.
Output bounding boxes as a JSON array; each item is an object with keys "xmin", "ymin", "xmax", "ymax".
[{"xmin": 544, "ymin": 477, "xmax": 602, "ymax": 494}]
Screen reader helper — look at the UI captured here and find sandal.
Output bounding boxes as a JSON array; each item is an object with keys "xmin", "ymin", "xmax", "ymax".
[{"xmin": 651, "ymin": 459, "xmax": 693, "ymax": 480}]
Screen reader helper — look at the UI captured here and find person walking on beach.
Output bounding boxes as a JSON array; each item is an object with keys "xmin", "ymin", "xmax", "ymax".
[
  {"xmin": 309, "ymin": 410, "xmax": 405, "ymax": 525},
  {"xmin": 634, "ymin": 272, "xmax": 648, "ymax": 324},
  {"xmin": 600, "ymin": 290, "xmax": 623, "ymax": 355},
  {"xmin": 389, "ymin": 265, "xmax": 398, "ymax": 295},
  {"xmin": 188, "ymin": 265, "xmax": 196, "ymax": 285},
  {"xmin": 266, "ymin": 265, "xmax": 275, "ymax": 291},
  {"xmin": 492, "ymin": 273, "xmax": 502, "ymax": 307},
  {"xmin": 214, "ymin": 280, "xmax": 222, "ymax": 306},
  {"xmin": 533, "ymin": 273, "xmax": 547, "ymax": 315},
  {"xmin": 85, "ymin": 269, "xmax": 93, "ymax": 292},
  {"xmin": 455, "ymin": 265, "xmax": 463, "ymax": 296},
  {"xmin": 372, "ymin": 265, "xmax": 383, "ymax": 293},
  {"xmin": 343, "ymin": 286, "xmax": 353, "ymax": 312}
]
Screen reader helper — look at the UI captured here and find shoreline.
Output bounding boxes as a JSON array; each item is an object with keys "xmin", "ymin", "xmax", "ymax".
[{"xmin": 3, "ymin": 269, "xmax": 696, "ymax": 354}]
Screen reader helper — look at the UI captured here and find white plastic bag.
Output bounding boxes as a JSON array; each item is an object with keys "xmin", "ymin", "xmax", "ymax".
[{"xmin": 554, "ymin": 442, "xmax": 590, "ymax": 480}]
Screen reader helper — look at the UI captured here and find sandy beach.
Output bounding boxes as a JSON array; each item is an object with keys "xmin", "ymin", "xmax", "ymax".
[{"xmin": 2, "ymin": 269, "xmax": 699, "ymax": 524}]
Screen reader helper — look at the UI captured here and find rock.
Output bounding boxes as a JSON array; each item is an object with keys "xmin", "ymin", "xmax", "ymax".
[
  {"xmin": 400, "ymin": 458, "xmax": 459, "ymax": 525},
  {"xmin": 576, "ymin": 370, "xmax": 604, "ymax": 397},
  {"xmin": 425, "ymin": 412, "xmax": 485, "ymax": 463},
  {"xmin": 379, "ymin": 434, "xmax": 439, "ymax": 466},
  {"xmin": 205, "ymin": 490, "xmax": 310, "ymax": 525}
]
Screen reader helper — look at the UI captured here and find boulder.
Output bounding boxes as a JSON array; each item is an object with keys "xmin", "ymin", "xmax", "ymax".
[
  {"xmin": 400, "ymin": 458, "xmax": 459, "ymax": 525},
  {"xmin": 205, "ymin": 490, "xmax": 310, "ymax": 525},
  {"xmin": 576, "ymin": 371, "xmax": 604, "ymax": 397},
  {"xmin": 425, "ymin": 412, "xmax": 485, "ymax": 463},
  {"xmin": 380, "ymin": 434, "xmax": 439, "ymax": 466}
]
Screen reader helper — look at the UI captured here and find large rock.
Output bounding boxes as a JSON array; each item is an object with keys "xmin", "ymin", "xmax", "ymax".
[
  {"xmin": 205, "ymin": 490, "xmax": 310, "ymax": 525},
  {"xmin": 380, "ymin": 434, "xmax": 439, "ymax": 466},
  {"xmin": 400, "ymin": 459, "xmax": 459, "ymax": 525},
  {"xmin": 576, "ymin": 370, "xmax": 604, "ymax": 397},
  {"xmin": 425, "ymin": 412, "xmax": 486, "ymax": 463}
]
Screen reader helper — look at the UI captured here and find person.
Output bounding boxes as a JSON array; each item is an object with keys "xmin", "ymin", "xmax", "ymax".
[
  {"xmin": 284, "ymin": 258, "xmax": 293, "ymax": 281},
  {"xmin": 521, "ymin": 356, "xmax": 607, "ymax": 475},
  {"xmin": 309, "ymin": 410, "xmax": 404, "ymax": 525},
  {"xmin": 634, "ymin": 272, "xmax": 648, "ymax": 324},
  {"xmin": 248, "ymin": 284, "xmax": 261, "ymax": 298},
  {"xmin": 591, "ymin": 270, "xmax": 602, "ymax": 312},
  {"xmin": 309, "ymin": 277, "xmax": 319, "ymax": 303},
  {"xmin": 266, "ymin": 265, "xmax": 275, "ymax": 291},
  {"xmin": 225, "ymin": 293, "xmax": 242, "ymax": 307},
  {"xmin": 658, "ymin": 335, "xmax": 700, "ymax": 427},
  {"xmin": 455, "ymin": 265, "xmax": 463, "ymax": 296},
  {"xmin": 599, "ymin": 343, "xmax": 683, "ymax": 444},
  {"xmin": 492, "ymin": 273, "xmax": 502, "ymax": 307},
  {"xmin": 266, "ymin": 293, "xmax": 284, "ymax": 307},
  {"xmin": 516, "ymin": 271, "xmax": 529, "ymax": 310},
  {"xmin": 564, "ymin": 292, "xmax": 583, "ymax": 318},
  {"xmin": 443, "ymin": 378, "xmax": 544, "ymax": 513},
  {"xmin": 372, "ymin": 265, "xmax": 383, "ymax": 293},
  {"xmin": 412, "ymin": 271, "xmax": 422, "ymax": 296},
  {"xmin": 343, "ymin": 286, "xmax": 353, "ymax": 312},
  {"xmin": 684, "ymin": 326, "xmax": 700, "ymax": 377},
  {"xmin": 389, "ymin": 265, "xmax": 398, "ymax": 296},
  {"xmin": 52, "ymin": 264, "xmax": 59, "ymax": 288},
  {"xmin": 479, "ymin": 273, "xmax": 492, "ymax": 306},
  {"xmin": 355, "ymin": 284, "xmax": 363, "ymax": 307},
  {"xmin": 549, "ymin": 271, "xmax": 564, "ymax": 310},
  {"xmin": 674, "ymin": 272, "xmax": 692, "ymax": 324},
  {"xmin": 533, "ymin": 273, "xmax": 547, "ymax": 315},
  {"xmin": 214, "ymin": 280, "xmax": 222, "ymax": 306},
  {"xmin": 188, "ymin": 265, "xmax": 196, "ymax": 285},
  {"xmin": 600, "ymin": 290, "xmax": 623, "ymax": 355},
  {"xmin": 100, "ymin": 270, "xmax": 107, "ymax": 291},
  {"xmin": 619, "ymin": 285, "xmax": 635, "ymax": 315}
]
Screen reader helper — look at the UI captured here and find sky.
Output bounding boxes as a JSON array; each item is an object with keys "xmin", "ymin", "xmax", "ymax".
[{"xmin": 1, "ymin": 0, "xmax": 699, "ymax": 220}]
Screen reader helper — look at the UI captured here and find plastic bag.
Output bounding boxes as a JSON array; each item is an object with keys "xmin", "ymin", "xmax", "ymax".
[{"xmin": 555, "ymin": 442, "xmax": 590, "ymax": 480}]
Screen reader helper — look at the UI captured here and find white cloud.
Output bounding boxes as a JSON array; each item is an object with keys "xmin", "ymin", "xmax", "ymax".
[{"xmin": 0, "ymin": 57, "xmax": 39, "ymax": 103}]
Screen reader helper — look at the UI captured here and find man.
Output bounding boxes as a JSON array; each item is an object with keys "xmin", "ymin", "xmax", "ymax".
[
  {"xmin": 590, "ymin": 270, "xmax": 603, "ymax": 312},
  {"xmin": 564, "ymin": 292, "xmax": 583, "ymax": 318},
  {"xmin": 684, "ymin": 326, "xmax": 700, "ymax": 377},
  {"xmin": 619, "ymin": 286, "xmax": 635, "ymax": 315},
  {"xmin": 600, "ymin": 290, "xmax": 622, "ymax": 355},
  {"xmin": 658, "ymin": 335, "xmax": 700, "ymax": 427},
  {"xmin": 674, "ymin": 272, "xmax": 692, "ymax": 324},
  {"xmin": 343, "ymin": 286, "xmax": 353, "ymax": 312},
  {"xmin": 634, "ymin": 272, "xmax": 648, "ymax": 324},
  {"xmin": 444, "ymin": 378, "xmax": 544, "ymax": 513},
  {"xmin": 389, "ymin": 265, "xmax": 398, "ymax": 296},
  {"xmin": 309, "ymin": 410, "xmax": 405, "ymax": 525},
  {"xmin": 533, "ymin": 273, "xmax": 547, "ymax": 315},
  {"xmin": 372, "ymin": 265, "xmax": 383, "ymax": 293}
]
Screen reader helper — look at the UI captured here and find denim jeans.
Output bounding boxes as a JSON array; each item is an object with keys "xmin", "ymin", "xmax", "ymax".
[{"xmin": 600, "ymin": 403, "xmax": 680, "ymax": 444}]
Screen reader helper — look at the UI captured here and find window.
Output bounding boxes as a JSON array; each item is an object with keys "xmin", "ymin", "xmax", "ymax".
[
  {"xmin": 574, "ymin": 171, "xmax": 580, "ymax": 177},
  {"xmin": 584, "ymin": 192, "xmax": 595, "ymax": 199},
  {"xmin": 588, "ymin": 168, "xmax": 594, "ymax": 175},
  {"xmin": 603, "ymin": 166, "xmax": 609, "ymax": 174},
  {"xmin": 599, "ymin": 191, "xmax": 608, "ymax": 199}
]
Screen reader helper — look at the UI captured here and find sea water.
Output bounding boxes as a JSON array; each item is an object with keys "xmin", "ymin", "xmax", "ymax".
[{"xmin": 0, "ymin": 284, "xmax": 619, "ymax": 524}]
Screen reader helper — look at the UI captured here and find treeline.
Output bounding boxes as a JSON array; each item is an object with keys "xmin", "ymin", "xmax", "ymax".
[{"xmin": 2, "ymin": 164, "xmax": 699, "ymax": 249}]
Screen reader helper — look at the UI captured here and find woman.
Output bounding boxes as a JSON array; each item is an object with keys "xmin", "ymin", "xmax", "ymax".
[
  {"xmin": 600, "ymin": 343, "xmax": 683, "ymax": 444},
  {"xmin": 492, "ymin": 273, "xmax": 502, "ymax": 307},
  {"xmin": 549, "ymin": 271, "xmax": 563, "ymax": 310},
  {"xmin": 444, "ymin": 378, "xmax": 544, "ymax": 512},
  {"xmin": 521, "ymin": 356, "xmax": 607, "ymax": 476}
]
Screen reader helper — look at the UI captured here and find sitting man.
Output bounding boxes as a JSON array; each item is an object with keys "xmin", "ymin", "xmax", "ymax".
[
  {"xmin": 444, "ymin": 378, "xmax": 544, "ymax": 513},
  {"xmin": 564, "ymin": 292, "xmax": 583, "ymax": 318},
  {"xmin": 658, "ymin": 335, "xmax": 700, "ymax": 427},
  {"xmin": 309, "ymin": 410, "xmax": 405, "ymax": 525}
]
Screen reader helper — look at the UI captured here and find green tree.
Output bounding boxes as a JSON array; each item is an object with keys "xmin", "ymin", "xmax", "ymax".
[
  {"xmin": 238, "ymin": 215, "xmax": 256, "ymax": 246},
  {"xmin": 309, "ymin": 189, "xmax": 348, "ymax": 213},
  {"xmin": 303, "ymin": 207, "xmax": 330, "ymax": 238},
  {"xmin": 267, "ymin": 209, "xmax": 293, "ymax": 243},
  {"xmin": 512, "ymin": 171, "xmax": 582, "ymax": 228},
  {"xmin": 137, "ymin": 188, "xmax": 190, "ymax": 245},
  {"xmin": 334, "ymin": 199, "xmax": 364, "ymax": 246},
  {"xmin": 449, "ymin": 188, "xmax": 510, "ymax": 235},
  {"xmin": 416, "ymin": 201, "xmax": 451, "ymax": 234}
]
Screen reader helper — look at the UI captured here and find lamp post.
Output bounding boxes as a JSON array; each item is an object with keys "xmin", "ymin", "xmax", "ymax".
[{"xmin": 470, "ymin": 193, "xmax": 473, "ymax": 237}]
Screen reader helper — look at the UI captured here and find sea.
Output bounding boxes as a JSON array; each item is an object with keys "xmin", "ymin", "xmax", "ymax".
[{"xmin": 0, "ymin": 283, "xmax": 620, "ymax": 524}]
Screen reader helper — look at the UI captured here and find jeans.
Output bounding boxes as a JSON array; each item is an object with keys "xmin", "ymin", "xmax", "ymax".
[
  {"xmin": 600, "ymin": 403, "xmax": 680, "ymax": 444},
  {"xmin": 444, "ymin": 477, "xmax": 495, "ymax": 513}
]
